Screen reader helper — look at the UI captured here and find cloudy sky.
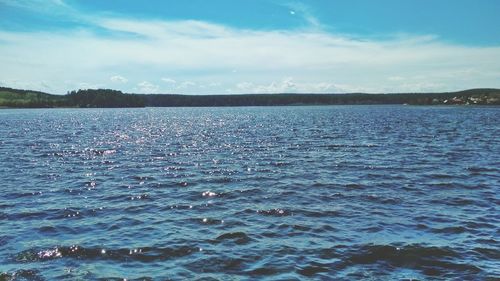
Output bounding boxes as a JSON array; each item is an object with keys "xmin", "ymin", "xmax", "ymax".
[{"xmin": 1, "ymin": 0, "xmax": 499, "ymax": 94}]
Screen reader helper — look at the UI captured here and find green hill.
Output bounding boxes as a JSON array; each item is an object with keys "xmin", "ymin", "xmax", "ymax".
[{"xmin": 0, "ymin": 87, "xmax": 66, "ymax": 108}]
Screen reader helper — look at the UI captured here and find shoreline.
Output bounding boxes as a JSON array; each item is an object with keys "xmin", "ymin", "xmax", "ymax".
[
  {"xmin": 2, "ymin": 87, "xmax": 499, "ymax": 108},
  {"xmin": 1, "ymin": 104, "xmax": 499, "ymax": 109}
]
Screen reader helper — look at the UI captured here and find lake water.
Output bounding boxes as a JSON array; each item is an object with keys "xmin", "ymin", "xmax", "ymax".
[{"xmin": 0, "ymin": 106, "xmax": 499, "ymax": 280}]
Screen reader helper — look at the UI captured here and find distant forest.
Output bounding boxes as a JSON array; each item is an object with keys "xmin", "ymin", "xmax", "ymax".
[{"xmin": 0, "ymin": 86, "xmax": 499, "ymax": 108}]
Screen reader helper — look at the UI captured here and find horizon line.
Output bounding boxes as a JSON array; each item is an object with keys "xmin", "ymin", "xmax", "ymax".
[{"xmin": 2, "ymin": 86, "xmax": 500, "ymax": 96}]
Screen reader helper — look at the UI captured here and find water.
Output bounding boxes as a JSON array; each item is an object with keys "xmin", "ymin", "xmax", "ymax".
[{"xmin": 0, "ymin": 106, "xmax": 498, "ymax": 280}]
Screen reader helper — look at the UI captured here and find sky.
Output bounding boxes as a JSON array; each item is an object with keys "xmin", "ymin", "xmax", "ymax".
[{"xmin": 0, "ymin": 0, "xmax": 499, "ymax": 94}]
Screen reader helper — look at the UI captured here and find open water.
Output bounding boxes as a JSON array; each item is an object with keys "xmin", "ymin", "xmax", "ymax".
[{"xmin": 0, "ymin": 106, "xmax": 499, "ymax": 280}]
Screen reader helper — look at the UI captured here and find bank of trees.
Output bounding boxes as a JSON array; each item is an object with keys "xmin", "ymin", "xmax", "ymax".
[
  {"xmin": 1, "ymin": 86, "xmax": 499, "ymax": 108},
  {"xmin": 66, "ymin": 89, "xmax": 145, "ymax": 107},
  {"xmin": 143, "ymin": 89, "xmax": 500, "ymax": 106},
  {"xmin": 0, "ymin": 87, "xmax": 145, "ymax": 108}
]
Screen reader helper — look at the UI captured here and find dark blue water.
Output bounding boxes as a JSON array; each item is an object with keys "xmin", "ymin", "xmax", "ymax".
[{"xmin": 0, "ymin": 106, "xmax": 499, "ymax": 280}]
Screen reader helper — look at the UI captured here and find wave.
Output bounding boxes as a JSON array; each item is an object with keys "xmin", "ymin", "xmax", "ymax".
[
  {"xmin": 14, "ymin": 245, "xmax": 201, "ymax": 263},
  {"xmin": 0, "ymin": 269, "xmax": 43, "ymax": 281},
  {"xmin": 213, "ymin": 232, "xmax": 252, "ymax": 245},
  {"xmin": 339, "ymin": 244, "xmax": 481, "ymax": 276}
]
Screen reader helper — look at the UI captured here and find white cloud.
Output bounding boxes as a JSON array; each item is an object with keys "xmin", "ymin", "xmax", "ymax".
[
  {"xmin": 236, "ymin": 82, "xmax": 254, "ymax": 90},
  {"xmin": 77, "ymin": 82, "xmax": 101, "ymax": 89},
  {"xmin": 208, "ymin": 82, "xmax": 221, "ymax": 87},
  {"xmin": 110, "ymin": 75, "xmax": 128, "ymax": 83},
  {"xmin": 0, "ymin": 15, "xmax": 499, "ymax": 94},
  {"xmin": 252, "ymin": 77, "xmax": 297, "ymax": 93},
  {"xmin": 177, "ymin": 81, "xmax": 196, "ymax": 89},
  {"xmin": 161, "ymin": 78, "xmax": 176, "ymax": 84},
  {"xmin": 0, "ymin": 0, "xmax": 69, "ymax": 11},
  {"xmin": 234, "ymin": 78, "xmax": 363, "ymax": 94},
  {"xmin": 388, "ymin": 76, "xmax": 405, "ymax": 82},
  {"xmin": 136, "ymin": 81, "xmax": 159, "ymax": 93}
]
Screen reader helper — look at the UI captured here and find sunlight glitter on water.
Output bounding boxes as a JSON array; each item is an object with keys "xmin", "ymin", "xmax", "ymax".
[{"xmin": 0, "ymin": 106, "xmax": 499, "ymax": 280}]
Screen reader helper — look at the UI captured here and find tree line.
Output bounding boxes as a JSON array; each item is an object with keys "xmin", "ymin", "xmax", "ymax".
[
  {"xmin": 65, "ymin": 89, "xmax": 145, "ymax": 107},
  {"xmin": 1, "ymin": 87, "xmax": 499, "ymax": 108}
]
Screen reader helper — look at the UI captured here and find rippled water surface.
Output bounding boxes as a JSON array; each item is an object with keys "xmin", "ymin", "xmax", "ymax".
[{"xmin": 0, "ymin": 106, "xmax": 499, "ymax": 280}]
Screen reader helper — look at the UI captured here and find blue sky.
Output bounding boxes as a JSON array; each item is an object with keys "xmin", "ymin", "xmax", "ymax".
[{"xmin": 1, "ymin": 0, "xmax": 499, "ymax": 94}]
